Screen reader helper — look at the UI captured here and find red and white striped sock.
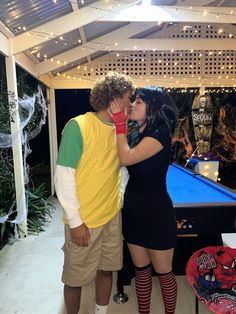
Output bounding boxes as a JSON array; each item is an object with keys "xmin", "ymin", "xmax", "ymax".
[
  {"xmin": 135, "ymin": 263, "xmax": 153, "ymax": 314},
  {"xmin": 158, "ymin": 271, "xmax": 177, "ymax": 314}
]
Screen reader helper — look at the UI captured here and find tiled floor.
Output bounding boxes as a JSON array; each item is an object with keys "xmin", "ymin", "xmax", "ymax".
[{"xmin": 0, "ymin": 197, "xmax": 212, "ymax": 314}]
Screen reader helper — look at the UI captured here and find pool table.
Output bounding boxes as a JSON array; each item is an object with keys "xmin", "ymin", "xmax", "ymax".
[
  {"xmin": 114, "ymin": 163, "xmax": 236, "ymax": 303},
  {"xmin": 167, "ymin": 163, "xmax": 236, "ymax": 234}
]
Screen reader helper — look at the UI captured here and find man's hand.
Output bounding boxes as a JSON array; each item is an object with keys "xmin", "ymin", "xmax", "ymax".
[{"xmin": 70, "ymin": 223, "xmax": 90, "ymax": 247}]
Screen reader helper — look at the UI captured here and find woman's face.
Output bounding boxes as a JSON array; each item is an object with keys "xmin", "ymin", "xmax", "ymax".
[{"xmin": 129, "ymin": 95, "xmax": 146, "ymax": 124}]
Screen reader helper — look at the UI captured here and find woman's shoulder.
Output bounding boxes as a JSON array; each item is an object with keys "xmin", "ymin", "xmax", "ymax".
[
  {"xmin": 142, "ymin": 124, "xmax": 171, "ymax": 148},
  {"xmin": 145, "ymin": 123, "xmax": 171, "ymax": 137}
]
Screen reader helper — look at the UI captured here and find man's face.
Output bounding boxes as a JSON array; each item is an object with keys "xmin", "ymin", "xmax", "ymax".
[{"xmin": 113, "ymin": 91, "xmax": 132, "ymax": 112}]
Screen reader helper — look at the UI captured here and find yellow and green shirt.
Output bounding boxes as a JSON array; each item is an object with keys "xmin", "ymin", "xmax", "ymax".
[{"xmin": 57, "ymin": 112, "xmax": 121, "ymax": 228}]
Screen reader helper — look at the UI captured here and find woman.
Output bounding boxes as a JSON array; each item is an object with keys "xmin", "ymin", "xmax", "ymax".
[{"xmin": 109, "ymin": 86, "xmax": 178, "ymax": 314}]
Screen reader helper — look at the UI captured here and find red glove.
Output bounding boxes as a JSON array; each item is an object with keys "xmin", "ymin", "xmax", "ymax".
[{"xmin": 111, "ymin": 111, "xmax": 127, "ymax": 135}]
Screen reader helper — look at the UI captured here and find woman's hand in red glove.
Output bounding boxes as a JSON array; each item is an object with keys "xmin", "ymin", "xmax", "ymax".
[
  {"xmin": 108, "ymin": 100, "xmax": 128, "ymax": 134},
  {"xmin": 108, "ymin": 100, "xmax": 127, "ymax": 117}
]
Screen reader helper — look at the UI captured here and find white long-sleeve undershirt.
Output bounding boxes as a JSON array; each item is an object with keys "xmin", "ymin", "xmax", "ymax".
[{"xmin": 54, "ymin": 164, "xmax": 83, "ymax": 228}]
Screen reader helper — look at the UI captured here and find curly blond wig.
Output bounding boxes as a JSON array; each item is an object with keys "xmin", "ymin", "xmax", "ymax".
[{"xmin": 90, "ymin": 71, "xmax": 135, "ymax": 111}]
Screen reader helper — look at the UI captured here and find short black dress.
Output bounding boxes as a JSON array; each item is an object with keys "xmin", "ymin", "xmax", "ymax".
[{"xmin": 122, "ymin": 124, "xmax": 177, "ymax": 250}]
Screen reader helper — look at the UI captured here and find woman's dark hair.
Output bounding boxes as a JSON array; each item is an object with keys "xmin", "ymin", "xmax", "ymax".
[{"xmin": 135, "ymin": 86, "xmax": 178, "ymax": 135}]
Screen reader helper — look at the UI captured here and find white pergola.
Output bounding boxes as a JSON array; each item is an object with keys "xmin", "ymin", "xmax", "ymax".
[{"xmin": 0, "ymin": 0, "xmax": 235, "ymax": 236}]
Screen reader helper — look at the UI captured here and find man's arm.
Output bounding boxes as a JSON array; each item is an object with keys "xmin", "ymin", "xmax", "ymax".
[
  {"xmin": 54, "ymin": 165, "xmax": 82, "ymax": 228},
  {"xmin": 55, "ymin": 120, "xmax": 90, "ymax": 246},
  {"xmin": 55, "ymin": 165, "xmax": 90, "ymax": 246}
]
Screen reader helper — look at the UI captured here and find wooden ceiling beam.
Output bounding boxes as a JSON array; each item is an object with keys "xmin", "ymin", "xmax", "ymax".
[
  {"xmin": 12, "ymin": 0, "xmax": 135, "ymax": 54},
  {"xmin": 98, "ymin": 6, "xmax": 236, "ymax": 23},
  {"xmin": 36, "ymin": 22, "xmax": 157, "ymax": 75}
]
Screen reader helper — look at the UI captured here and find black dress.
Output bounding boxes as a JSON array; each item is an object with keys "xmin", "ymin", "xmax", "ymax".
[{"xmin": 122, "ymin": 124, "xmax": 177, "ymax": 250}]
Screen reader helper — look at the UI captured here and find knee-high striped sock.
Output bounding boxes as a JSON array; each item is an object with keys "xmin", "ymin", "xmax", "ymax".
[
  {"xmin": 135, "ymin": 263, "xmax": 152, "ymax": 314},
  {"xmin": 158, "ymin": 271, "xmax": 177, "ymax": 314}
]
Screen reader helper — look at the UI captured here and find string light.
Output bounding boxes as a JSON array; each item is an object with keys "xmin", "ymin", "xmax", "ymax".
[
  {"xmin": 54, "ymin": 70, "xmax": 236, "ymax": 93},
  {"xmin": 55, "ymin": 66, "xmax": 236, "ymax": 94},
  {"xmin": 13, "ymin": 18, "xmax": 234, "ymax": 68},
  {"xmin": 50, "ymin": 47, "xmax": 236, "ymax": 87},
  {"xmin": 27, "ymin": 24, "xmax": 236, "ymax": 66},
  {"xmin": 5, "ymin": 1, "xmax": 236, "ymax": 39},
  {"xmin": 5, "ymin": 2, "xmax": 233, "ymax": 88}
]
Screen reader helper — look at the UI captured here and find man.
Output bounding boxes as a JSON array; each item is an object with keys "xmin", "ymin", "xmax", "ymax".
[{"xmin": 54, "ymin": 72, "xmax": 134, "ymax": 314}]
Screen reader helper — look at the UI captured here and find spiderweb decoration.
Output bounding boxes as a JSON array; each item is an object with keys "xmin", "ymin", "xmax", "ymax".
[{"xmin": 0, "ymin": 86, "xmax": 47, "ymax": 229}]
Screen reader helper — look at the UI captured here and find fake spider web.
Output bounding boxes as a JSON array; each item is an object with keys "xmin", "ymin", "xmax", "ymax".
[{"xmin": 0, "ymin": 86, "xmax": 47, "ymax": 228}]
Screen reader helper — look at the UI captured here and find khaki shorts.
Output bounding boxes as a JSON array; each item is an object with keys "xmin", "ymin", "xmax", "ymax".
[{"xmin": 62, "ymin": 212, "xmax": 123, "ymax": 287}]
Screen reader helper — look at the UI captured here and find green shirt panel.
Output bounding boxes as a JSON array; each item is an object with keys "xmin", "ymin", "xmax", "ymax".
[{"xmin": 57, "ymin": 120, "xmax": 83, "ymax": 169}]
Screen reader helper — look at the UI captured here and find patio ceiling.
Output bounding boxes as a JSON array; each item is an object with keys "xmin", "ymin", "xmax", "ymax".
[{"xmin": 0, "ymin": 0, "xmax": 236, "ymax": 88}]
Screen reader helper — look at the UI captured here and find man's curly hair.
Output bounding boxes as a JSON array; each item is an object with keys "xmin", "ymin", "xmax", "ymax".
[{"xmin": 90, "ymin": 71, "xmax": 135, "ymax": 111}]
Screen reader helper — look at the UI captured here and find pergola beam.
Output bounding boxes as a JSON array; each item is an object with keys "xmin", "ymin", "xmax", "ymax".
[
  {"xmin": 12, "ymin": 0, "xmax": 135, "ymax": 55},
  {"xmin": 11, "ymin": 3, "xmax": 236, "ymax": 55},
  {"xmin": 5, "ymin": 43, "xmax": 27, "ymax": 237},
  {"xmin": 36, "ymin": 37, "xmax": 236, "ymax": 76},
  {"xmin": 50, "ymin": 75, "xmax": 236, "ymax": 89},
  {"xmin": 15, "ymin": 53, "xmax": 38, "ymax": 77},
  {"xmin": 99, "ymin": 6, "xmax": 236, "ymax": 23},
  {"xmin": 0, "ymin": 21, "xmax": 14, "ymax": 39},
  {"xmin": 36, "ymin": 22, "xmax": 157, "ymax": 75},
  {"xmin": 93, "ymin": 38, "xmax": 236, "ymax": 51},
  {"xmin": 0, "ymin": 31, "xmax": 9, "ymax": 56},
  {"xmin": 177, "ymin": 0, "xmax": 221, "ymax": 5},
  {"xmin": 69, "ymin": 0, "xmax": 91, "ymax": 62}
]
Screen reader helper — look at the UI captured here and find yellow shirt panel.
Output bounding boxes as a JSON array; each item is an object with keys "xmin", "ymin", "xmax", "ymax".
[{"xmin": 74, "ymin": 112, "xmax": 121, "ymax": 228}]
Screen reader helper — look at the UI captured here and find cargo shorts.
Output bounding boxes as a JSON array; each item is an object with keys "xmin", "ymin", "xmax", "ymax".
[{"xmin": 62, "ymin": 212, "xmax": 123, "ymax": 287}]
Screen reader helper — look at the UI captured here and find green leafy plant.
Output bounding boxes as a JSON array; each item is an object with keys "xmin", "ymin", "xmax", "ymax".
[
  {"xmin": 26, "ymin": 183, "xmax": 54, "ymax": 234},
  {"xmin": 0, "ymin": 150, "xmax": 16, "ymax": 244},
  {"xmin": 0, "ymin": 91, "xmax": 16, "ymax": 134},
  {"xmin": 0, "ymin": 56, "xmax": 51, "ymax": 245},
  {"xmin": 0, "ymin": 153, "xmax": 54, "ymax": 240}
]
